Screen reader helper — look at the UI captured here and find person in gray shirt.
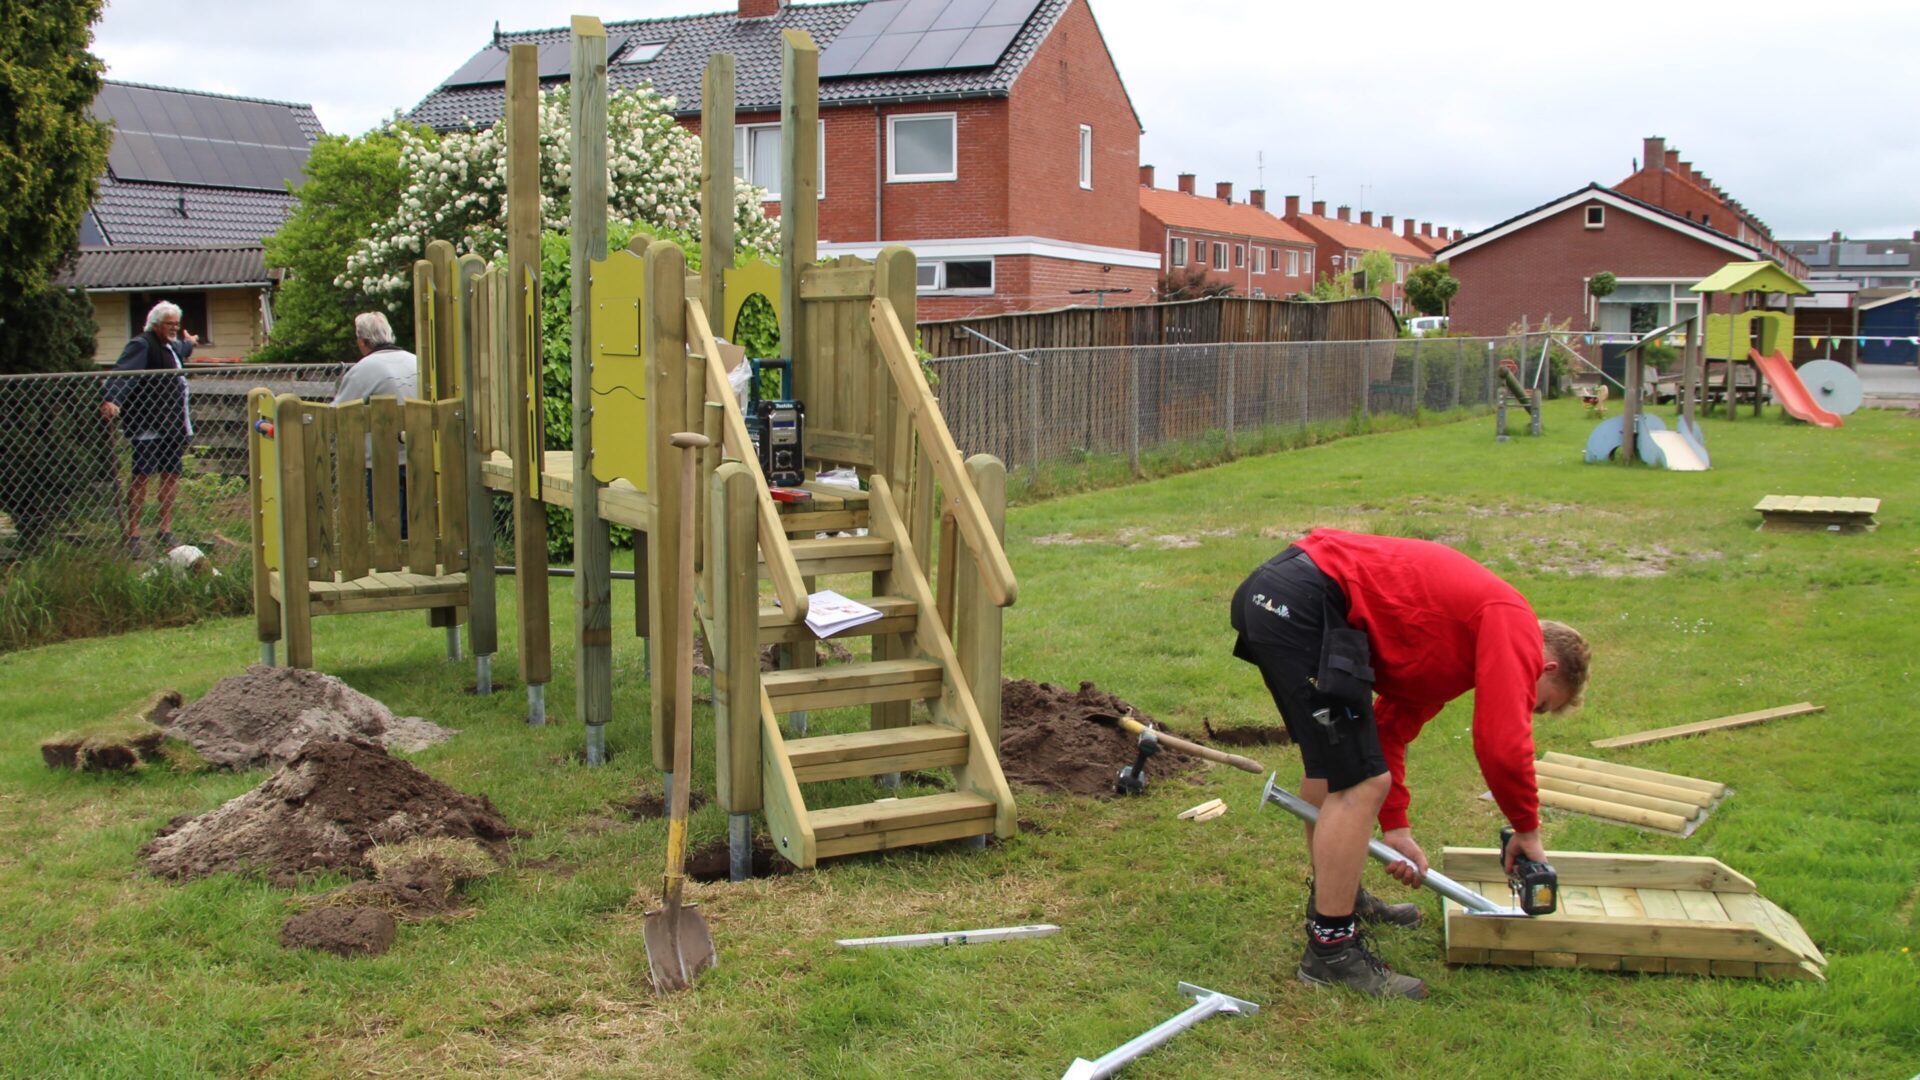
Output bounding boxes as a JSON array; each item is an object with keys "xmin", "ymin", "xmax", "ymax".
[{"xmin": 334, "ymin": 312, "xmax": 419, "ymax": 536}]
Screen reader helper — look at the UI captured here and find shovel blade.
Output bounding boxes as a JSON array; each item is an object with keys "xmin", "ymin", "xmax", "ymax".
[{"xmin": 643, "ymin": 903, "xmax": 716, "ymax": 993}]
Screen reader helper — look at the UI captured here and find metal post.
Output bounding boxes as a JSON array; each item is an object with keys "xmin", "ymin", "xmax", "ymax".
[
  {"xmin": 527, "ymin": 682, "xmax": 546, "ymax": 726},
  {"xmin": 1061, "ymin": 983, "xmax": 1259, "ymax": 1080},
  {"xmin": 1223, "ymin": 347, "xmax": 1236, "ymax": 456},
  {"xmin": 1495, "ymin": 382, "xmax": 1509, "ymax": 441},
  {"xmin": 1028, "ymin": 355, "xmax": 1041, "ymax": 476},
  {"xmin": 1412, "ymin": 337, "xmax": 1424, "ymax": 412},
  {"xmin": 1298, "ymin": 347, "xmax": 1310, "ymax": 434},
  {"xmin": 474, "ymin": 654, "xmax": 493, "ymax": 696},
  {"xmin": 445, "ymin": 624, "xmax": 463, "ymax": 662},
  {"xmin": 1452, "ymin": 345, "xmax": 1464, "ymax": 410},
  {"xmin": 729, "ymin": 812, "xmax": 752, "ymax": 882},
  {"xmin": 1127, "ymin": 350, "xmax": 1141, "ymax": 477},
  {"xmin": 259, "ymin": 642, "xmax": 275, "ymax": 668}
]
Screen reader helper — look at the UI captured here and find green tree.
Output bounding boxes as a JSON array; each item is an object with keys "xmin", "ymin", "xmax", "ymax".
[
  {"xmin": 257, "ymin": 129, "xmax": 411, "ymax": 363},
  {"xmin": 1355, "ymin": 250, "xmax": 1394, "ymax": 299},
  {"xmin": 0, "ymin": 287, "xmax": 116, "ymax": 549},
  {"xmin": 1405, "ymin": 261, "xmax": 1460, "ymax": 316},
  {"xmin": 0, "ymin": 0, "xmax": 111, "ymax": 301}
]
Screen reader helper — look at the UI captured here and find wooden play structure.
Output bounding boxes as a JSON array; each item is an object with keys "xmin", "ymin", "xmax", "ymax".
[
  {"xmin": 1693, "ymin": 260, "xmax": 1811, "ymax": 421},
  {"xmin": 1440, "ymin": 847, "xmax": 1826, "ymax": 980},
  {"xmin": 248, "ymin": 24, "xmax": 1019, "ymax": 876}
]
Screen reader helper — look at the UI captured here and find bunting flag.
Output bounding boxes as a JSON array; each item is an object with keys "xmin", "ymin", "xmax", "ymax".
[
  {"xmin": 1584, "ymin": 335, "xmax": 1594, "ymax": 345},
  {"xmin": 1810, "ymin": 336, "xmax": 1821, "ymax": 348},
  {"xmin": 1910, "ymin": 337, "xmax": 1919, "ymax": 345},
  {"xmin": 1858, "ymin": 337, "xmax": 1869, "ymax": 347}
]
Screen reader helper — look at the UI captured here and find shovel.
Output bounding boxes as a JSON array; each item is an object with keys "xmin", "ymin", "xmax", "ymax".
[{"xmin": 645, "ymin": 431, "xmax": 717, "ymax": 992}]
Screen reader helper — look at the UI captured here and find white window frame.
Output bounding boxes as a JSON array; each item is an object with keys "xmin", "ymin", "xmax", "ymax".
[
  {"xmin": 1169, "ymin": 236, "xmax": 1187, "ymax": 266},
  {"xmin": 916, "ymin": 257, "xmax": 994, "ymax": 295},
  {"xmin": 887, "ymin": 112, "xmax": 958, "ymax": 183},
  {"xmin": 1233, "ymin": 244, "xmax": 1245, "ymax": 268},
  {"xmin": 1191, "ymin": 238, "xmax": 1205, "ymax": 265},
  {"xmin": 1586, "ymin": 204, "xmax": 1605, "ymax": 229},
  {"xmin": 735, "ymin": 121, "xmax": 825, "ymax": 202},
  {"xmin": 1251, "ymin": 246, "xmax": 1266, "ymax": 274},
  {"xmin": 1078, "ymin": 124, "xmax": 1093, "ymax": 190},
  {"xmin": 1287, "ymin": 250, "xmax": 1299, "ymax": 276},
  {"xmin": 1213, "ymin": 242, "xmax": 1228, "ymax": 271}
]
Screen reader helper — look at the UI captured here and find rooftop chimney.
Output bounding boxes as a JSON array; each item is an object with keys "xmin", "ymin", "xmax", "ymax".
[
  {"xmin": 1250, "ymin": 189, "xmax": 1266, "ymax": 210},
  {"xmin": 1644, "ymin": 136, "xmax": 1666, "ymax": 172},
  {"xmin": 1139, "ymin": 164, "xmax": 1155, "ymax": 188},
  {"xmin": 1831, "ymin": 230, "xmax": 1842, "ymax": 242},
  {"xmin": 1664, "ymin": 149, "xmax": 1680, "ymax": 173},
  {"xmin": 1337, "ymin": 205, "xmax": 1351, "ymax": 222},
  {"xmin": 1311, "ymin": 199, "xmax": 1326, "ymax": 217},
  {"xmin": 1285, "ymin": 195, "xmax": 1300, "ymax": 218},
  {"xmin": 739, "ymin": 0, "xmax": 786, "ymax": 17},
  {"xmin": 1177, "ymin": 172, "xmax": 1195, "ymax": 195},
  {"xmin": 1403, "ymin": 219, "xmax": 1416, "ymax": 238},
  {"xmin": 1216, "ymin": 181, "xmax": 1233, "ymax": 202},
  {"xmin": 1360, "ymin": 210, "xmax": 1373, "ymax": 226},
  {"xmin": 1381, "ymin": 214, "xmax": 1393, "ymax": 231},
  {"xmin": 1421, "ymin": 222, "xmax": 1432, "ymax": 237}
]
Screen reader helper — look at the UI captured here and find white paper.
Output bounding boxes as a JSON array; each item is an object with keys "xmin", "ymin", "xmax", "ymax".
[{"xmin": 805, "ymin": 589, "xmax": 883, "ymax": 639}]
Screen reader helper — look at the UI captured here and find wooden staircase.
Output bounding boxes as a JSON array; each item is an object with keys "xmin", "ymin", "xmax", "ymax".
[{"xmin": 741, "ymin": 476, "xmax": 1015, "ymax": 868}]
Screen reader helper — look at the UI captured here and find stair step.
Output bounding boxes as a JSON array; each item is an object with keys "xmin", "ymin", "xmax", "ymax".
[
  {"xmin": 758, "ymin": 595, "xmax": 917, "ymax": 644},
  {"xmin": 811, "ymin": 792, "xmax": 996, "ymax": 857},
  {"xmin": 786, "ymin": 722, "xmax": 968, "ymax": 783},
  {"xmin": 762, "ymin": 658, "xmax": 943, "ymax": 713},
  {"xmin": 761, "ymin": 535, "xmax": 894, "ymax": 577}
]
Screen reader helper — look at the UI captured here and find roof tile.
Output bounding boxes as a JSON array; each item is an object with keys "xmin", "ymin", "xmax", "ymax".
[
  {"xmin": 1139, "ymin": 187, "xmax": 1312, "ymax": 246},
  {"xmin": 57, "ymin": 245, "xmax": 269, "ymax": 290}
]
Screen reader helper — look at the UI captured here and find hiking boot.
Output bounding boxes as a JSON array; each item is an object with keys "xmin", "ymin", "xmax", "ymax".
[
  {"xmin": 125, "ymin": 534, "xmax": 143, "ymax": 559},
  {"xmin": 1297, "ymin": 928, "xmax": 1428, "ymax": 1001},
  {"xmin": 156, "ymin": 530, "xmax": 176, "ymax": 550},
  {"xmin": 1307, "ymin": 881, "xmax": 1425, "ymax": 928}
]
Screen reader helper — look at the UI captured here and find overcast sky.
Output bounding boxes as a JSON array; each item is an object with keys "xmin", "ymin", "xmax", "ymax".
[{"xmin": 95, "ymin": 0, "xmax": 1920, "ymax": 238}]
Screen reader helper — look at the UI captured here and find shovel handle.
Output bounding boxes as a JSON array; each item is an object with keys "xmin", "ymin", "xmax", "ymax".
[
  {"xmin": 1111, "ymin": 714, "xmax": 1264, "ymax": 774},
  {"xmin": 663, "ymin": 432, "xmax": 710, "ymax": 910}
]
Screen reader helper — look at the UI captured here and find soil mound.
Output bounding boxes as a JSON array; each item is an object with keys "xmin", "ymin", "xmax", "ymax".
[
  {"xmin": 1202, "ymin": 719, "xmax": 1291, "ymax": 748},
  {"xmin": 159, "ymin": 665, "xmax": 456, "ymax": 770},
  {"xmin": 280, "ymin": 906, "xmax": 397, "ymax": 956},
  {"xmin": 999, "ymin": 679, "xmax": 1203, "ymax": 798},
  {"xmin": 141, "ymin": 738, "xmax": 520, "ymax": 886}
]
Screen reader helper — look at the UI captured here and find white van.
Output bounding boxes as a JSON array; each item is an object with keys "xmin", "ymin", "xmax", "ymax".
[{"xmin": 1407, "ymin": 316, "xmax": 1449, "ymax": 337}]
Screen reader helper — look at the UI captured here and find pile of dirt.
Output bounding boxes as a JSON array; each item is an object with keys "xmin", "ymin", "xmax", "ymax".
[
  {"xmin": 157, "ymin": 665, "xmax": 456, "ymax": 770},
  {"xmin": 1202, "ymin": 719, "xmax": 1291, "ymax": 748},
  {"xmin": 280, "ymin": 907, "xmax": 395, "ymax": 957},
  {"xmin": 279, "ymin": 838, "xmax": 503, "ymax": 957},
  {"xmin": 141, "ymin": 738, "xmax": 520, "ymax": 886},
  {"xmin": 998, "ymin": 679, "xmax": 1204, "ymax": 798}
]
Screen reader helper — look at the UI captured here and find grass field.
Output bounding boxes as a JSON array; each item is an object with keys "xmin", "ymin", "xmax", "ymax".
[{"xmin": 2, "ymin": 399, "xmax": 1916, "ymax": 1078}]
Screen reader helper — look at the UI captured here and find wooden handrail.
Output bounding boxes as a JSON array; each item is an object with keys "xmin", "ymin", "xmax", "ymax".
[
  {"xmin": 685, "ymin": 298, "xmax": 808, "ymax": 621},
  {"xmin": 869, "ymin": 296, "xmax": 1016, "ymax": 607}
]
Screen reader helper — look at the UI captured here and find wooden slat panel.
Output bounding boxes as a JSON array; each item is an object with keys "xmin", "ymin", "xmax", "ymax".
[
  {"xmin": 1446, "ymin": 912, "xmax": 1800, "ymax": 963},
  {"xmin": 784, "ymin": 723, "xmax": 966, "ymax": 766},
  {"xmin": 438, "ymin": 399, "xmax": 469, "ymax": 572},
  {"xmin": 1589, "ymin": 702, "xmax": 1822, "ymax": 749},
  {"xmin": 1760, "ymin": 898, "xmax": 1826, "ymax": 965},
  {"xmin": 814, "ymin": 815, "xmax": 992, "ymax": 859},
  {"xmin": 1442, "ymin": 848, "xmax": 1756, "ymax": 892},
  {"xmin": 1675, "ymin": 890, "xmax": 1729, "ymax": 922},
  {"xmin": 1621, "ymin": 955, "xmax": 1667, "ymax": 973},
  {"xmin": 1635, "ymin": 888, "xmax": 1689, "ymax": 921},
  {"xmin": 1597, "ymin": 886, "xmax": 1647, "ymax": 918},
  {"xmin": 334, "ymin": 402, "xmax": 370, "ymax": 580},
  {"xmin": 1574, "ymin": 954, "xmax": 1623, "ymax": 972},
  {"xmin": 1559, "ymin": 886, "xmax": 1610, "ymax": 919},
  {"xmin": 368, "ymin": 397, "xmax": 404, "ymax": 570},
  {"xmin": 808, "ymin": 791, "xmax": 992, "ymax": 840},
  {"xmin": 405, "ymin": 399, "xmax": 438, "ymax": 573},
  {"xmin": 301, "ymin": 401, "xmax": 335, "ymax": 583}
]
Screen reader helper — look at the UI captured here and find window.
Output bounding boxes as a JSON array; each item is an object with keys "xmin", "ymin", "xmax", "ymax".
[
  {"xmin": 1078, "ymin": 124, "xmax": 1093, "ymax": 189},
  {"xmin": 615, "ymin": 41, "xmax": 667, "ymax": 65},
  {"xmin": 1586, "ymin": 204, "xmax": 1605, "ymax": 229},
  {"xmin": 1331, "ymin": 254, "xmax": 1344, "ymax": 270},
  {"xmin": 888, "ymin": 113, "xmax": 957, "ymax": 182},
  {"xmin": 734, "ymin": 121, "xmax": 825, "ymax": 201},
  {"xmin": 1252, "ymin": 287, "xmax": 1265, "ymax": 298},
  {"xmin": 1169, "ymin": 237, "xmax": 1187, "ymax": 265},
  {"xmin": 1270, "ymin": 247, "xmax": 1280, "ymax": 268},
  {"xmin": 1396, "ymin": 261, "xmax": 1407, "ymax": 283},
  {"xmin": 1233, "ymin": 244, "xmax": 1245, "ymax": 268},
  {"xmin": 917, "ymin": 258, "xmax": 993, "ymax": 293},
  {"xmin": 1251, "ymin": 246, "xmax": 1266, "ymax": 274},
  {"xmin": 1213, "ymin": 242, "xmax": 1228, "ymax": 271},
  {"xmin": 1191, "ymin": 238, "xmax": 1205, "ymax": 265},
  {"xmin": 1287, "ymin": 250, "xmax": 1299, "ymax": 276}
]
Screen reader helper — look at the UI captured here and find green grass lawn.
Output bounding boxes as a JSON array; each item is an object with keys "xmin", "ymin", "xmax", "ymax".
[{"xmin": 3, "ymin": 400, "xmax": 1916, "ymax": 1078}]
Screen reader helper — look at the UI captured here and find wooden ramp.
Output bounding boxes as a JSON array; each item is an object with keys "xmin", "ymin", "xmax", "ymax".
[
  {"xmin": 1523, "ymin": 752, "xmax": 1726, "ymax": 836},
  {"xmin": 1441, "ymin": 848, "xmax": 1824, "ymax": 980},
  {"xmin": 1754, "ymin": 495, "xmax": 1879, "ymax": 532}
]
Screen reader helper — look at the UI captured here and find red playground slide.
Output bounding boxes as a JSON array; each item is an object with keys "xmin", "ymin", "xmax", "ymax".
[{"xmin": 1749, "ymin": 349, "xmax": 1843, "ymax": 428}]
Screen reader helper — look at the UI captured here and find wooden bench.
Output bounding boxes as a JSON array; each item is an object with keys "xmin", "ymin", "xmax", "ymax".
[{"xmin": 249, "ymin": 389, "xmax": 472, "ymax": 668}]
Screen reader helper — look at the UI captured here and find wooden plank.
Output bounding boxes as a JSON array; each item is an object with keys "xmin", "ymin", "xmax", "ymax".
[
  {"xmin": 772, "ymin": 554, "xmax": 895, "ymax": 577},
  {"xmin": 1589, "ymin": 702, "xmax": 1822, "ymax": 749},
  {"xmin": 793, "ymin": 745, "xmax": 969, "ymax": 784},
  {"xmin": 785, "ymin": 724, "xmax": 967, "ymax": 767},
  {"xmin": 760, "ymin": 615, "xmax": 916, "ymax": 646},
  {"xmin": 1486, "ymin": 950, "xmax": 1535, "ymax": 967},
  {"xmin": 274, "ymin": 395, "xmax": 314, "ymax": 668},
  {"xmin": 1597, "ymin": 886, "xmax": 1647, "ymax": 919},
  {"xmin": 798, "ymin": 265, "xmax": 877, "ymax": 300},
  {"xmin": 808, "ymin": 791, "xmax": 994, "ymax": 840},
  {"xmin": 334, "ymin": 402, "xmax": 370, "ymax": 580},
  {"xmin": 1532, "ymin": 951, "xmax": 1578, "ymax": 969},
  {"xmin": 759, "ymin": 687, "xmax": 817, "ymax": 868},
  {"xmin": 1675, "ymin": 890, "xmax": 1729, "ymax": 922},
  {"xmin": 1539, "ymin": 752, "xmax": 1725, "ymax": 798},
  {"xmin": 763, "ymin": 658, "xmax": 942, "ymax": 696},
  {"xmin": 1537, "ymin": 774, "xmax": 1706, "ymax": 817},
  {"xmin": 1441, "ymin": 849, "xmax": 1756, "ymax": 892},
  {"xmin": 1621, "ymin": 955, "xmax": 1667, "ymax": 974},
  {"xmin": 815, "ymin": 815, "xmax": 993, "ymax": 859},
  {"xmin": 760, "ymin": 595, "xmax": 915, "ymax": 630},
  {"xmin": 368, "ymin": 396, "xmax": 403, "ymax": 571},
  {"xmin": 713, "ymin": 463, "xmax": 763, "ymax": 814},
  {"xmin": 956, "ymin": 455, "xmax": 1007, "ymax": 750},
  {"xmin": 1759, "ymin": 898, "xmax": 1826, "ymax": 965},
  {"xmin": 1574, "ymin": 954, "xmax": 1623, "ymax": 972},
  {"xmin": 1667, "ymin": 957, "xmax": 1711, "ymax": 976},
  {"xmin": 248, "ymin": 389, "xmax": 280, "ymax": 647},
  {"xmin": 438, "ymin": 400, "xmax": 469, "ymax": 573},
  {"xmin": 1446, "ymin": 947, "xmax": 1490, "ymax": 965},
  {"xmin": 404, "ymin": 400, "xmax": 439, "ymax": 572},
  {"xmin": 570, "ymin": 16, "xmax": 613, "ymax": 750},
  {"xmin": 1538, "ymin": 788, "xmax": 1691, "ymax": 832},
  {"xmin": 506, "ymin": 42, "xmax": 551, "ymax": 689},
  {"xmin": 1535, "ymin": 761, "xmax": 1713, "ymax": 804},
  {"xmin": 1446, "ymin": 911, "xmax": 1800, "ymax": 963},
  {"xmin": 301, "ymin": 401, "xmax": 335, "ymax": 583},
  {"xmin": 763, "ymin": 677, "xmax": 944, "ymax": 715},
  {"xmin": 1558, "ymin": 885, "xmax": 1610, "ymax": 919},
  {"xmin": 699, "ymin": 52, "xmax": 734, "ymax": 329},
  {"xmin": 1634, "ymin": 888, "xmax": 1689, "ymax": 921},
  {"xmin": 776, "ymin": 509, "xmax": 866, "ymax": 533}
]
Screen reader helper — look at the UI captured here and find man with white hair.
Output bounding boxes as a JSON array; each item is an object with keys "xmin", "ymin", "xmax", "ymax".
[
  {"xmin": 101, "ymin": 301, "xmax": 199, "ymax": 557},
  {"xmin": 334, "ymin": 312, "xmax": 419, "ymax": 534}
]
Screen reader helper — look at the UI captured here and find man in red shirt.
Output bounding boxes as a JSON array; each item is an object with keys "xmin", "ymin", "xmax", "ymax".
[{"xmin": 1231, "ymin": 529, "xmax": 1589, "ymax": 999}]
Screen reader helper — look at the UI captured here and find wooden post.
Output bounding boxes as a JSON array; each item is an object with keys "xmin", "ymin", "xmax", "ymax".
[
  {"xmin": 646, "ymin": 241, "xmax": 689, "ymax": 770},
  {"xmin": 870, "ymin": 245, "xmax": 918, "ymax": 735},
  {"xmin": 571, "ymin": 17, "xmax": 613, "ymax": 762},
  {"xmin": 1682, "ymin": 303, "xmax": 1700, "ymax": 427},
  {"xmin": 780, "ymin": 30, "xmax": 818, "ymax": 375},
  {"xmin": 505, "ymin": 43, "xmax": 551, "ymax": 713},
  {"xmin": 275, "ymin": 393, "xmax": 313, "ymax": 669},
  {"xmin": 1728, "ymin": 291, "xmax": 1744, "ymax": 423},
  {"xmin": 456, "ymin": 255, "xmax": 497, "ymax": 679},
  {"xmin": 955, "ymin": 454, "xmax": 1007, "ymax": 750},
  {"xmin": 1621, "ymin": 345, "xmax": 1643, "ymax": 465},
  {"xmin": 412, "ymin": 259, "xmax": 433, "ymax": 395},
  {"xmin": 700, "ymin": 54, "xmax": 735, "ymax": 331},
  {"xmin": 711, "ymin": 462, "xmax": 762, "ymax": 816},
  {"xmin": 429, "ymin": 241, "xmax": 456, "ymax": 399},
  {"xmin": 249, "ymin": 389, "xmax": 280, "ymax": 660}
]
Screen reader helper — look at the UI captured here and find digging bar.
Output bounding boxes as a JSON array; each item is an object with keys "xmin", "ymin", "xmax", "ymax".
[
  {"xmin": 1259, "ymin": 773, "xmax": 1529, "ymax": 917},
  {"xmin": 837, "ymin": 924, "xmax": 1060, "ymax": 948},
  {"xmin": 1061, "ymin": 982, "xmax": 1258, "ymax": 1080}
]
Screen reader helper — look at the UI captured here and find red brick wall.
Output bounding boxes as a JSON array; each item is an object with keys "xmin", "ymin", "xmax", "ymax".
[
  {"xmin": 1448, "ymin": 198, "xmax": 1739, "ymax": 336},
  {"xmin": 1140, "ymin": 219, "xmax": 1314, "ymax": 298},
  {"xmin": 1005, "ymin": 0, "xmax": 1141, "ymax": 249},
  {"xmin": 913, "ymin": 255, "xmax": 1157, "ymax": 319}
]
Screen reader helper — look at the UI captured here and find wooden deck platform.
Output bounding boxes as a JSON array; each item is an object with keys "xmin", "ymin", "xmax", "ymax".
[
  {"xmin": 1441, "ymin": 848, "xmax": 1824, "ymax": 980},
  {"xmin": 1754, "ymin": 495, "xmax": 1879, "ymax": 532},
  {"xmin": 480, "ymin": 450, "xmax": 652, "ymax": 530}
]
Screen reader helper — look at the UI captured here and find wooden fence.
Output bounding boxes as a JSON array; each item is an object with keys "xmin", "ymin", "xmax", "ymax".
[{"xmin": 917, "ymin": 295, "xmax": 1398, "ymax": 357}]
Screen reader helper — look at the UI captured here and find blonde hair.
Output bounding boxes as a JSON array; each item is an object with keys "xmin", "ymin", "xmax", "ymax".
[{"xmin": 1540, "ymin": 619, "xmax": 1590, "ymax": 711}]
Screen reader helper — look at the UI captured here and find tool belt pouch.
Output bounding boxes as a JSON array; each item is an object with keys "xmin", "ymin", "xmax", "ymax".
[{"xmin": 1314, "ymin": 626, "xmax": 1375, "ymax": 708}]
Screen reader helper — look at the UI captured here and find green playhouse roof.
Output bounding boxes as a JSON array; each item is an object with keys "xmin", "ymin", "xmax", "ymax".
[{"xmin": 1692, "ymin": 261, "xmax": 1810, "ymax": 295}]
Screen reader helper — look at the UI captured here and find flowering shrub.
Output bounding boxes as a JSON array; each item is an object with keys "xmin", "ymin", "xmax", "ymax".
[{"xmin": 340, "ymin": 83, "xmax": 778, "ymax": 302}]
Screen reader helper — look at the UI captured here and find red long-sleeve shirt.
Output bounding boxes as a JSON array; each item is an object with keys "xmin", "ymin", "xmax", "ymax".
[{"xmin": 1295, "ymin": 529, "xmax": 1544, "ymax": 833}]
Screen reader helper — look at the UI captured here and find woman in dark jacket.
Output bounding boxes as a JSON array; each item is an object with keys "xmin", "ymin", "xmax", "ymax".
[{"xmin": 100, "ymin": 301, "xmax": 197, "ymax": 556}]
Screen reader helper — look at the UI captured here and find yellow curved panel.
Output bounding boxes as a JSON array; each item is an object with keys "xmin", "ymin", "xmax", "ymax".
[
  {"xmin": 723, "ymin": 258, "xmax": 783, "ymax": 346},
  {"xmin": 590, "ymin": 249, "xmax": 650, "ymax": 488}
]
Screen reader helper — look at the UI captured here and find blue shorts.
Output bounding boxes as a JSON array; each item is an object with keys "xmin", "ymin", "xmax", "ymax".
[{"xmin": 130, "ymin": 436, "xmax": 187, "ymax": 477}]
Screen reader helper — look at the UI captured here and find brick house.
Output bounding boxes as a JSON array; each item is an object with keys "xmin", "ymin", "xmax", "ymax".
[
  {"xmin": 1435, "ymin": 184, "xmax": 1765, "ymax": 338},
  {"xmin": 1400, "ymin": 220, "xmax": 1459, "ymax": 259},
  {"xmin": 408, "ymin": 0, "xmax": 1158, "ymax": 319},
  {"xmin": 1616, "ymin": 136, "xmax": 1806, "ymax": 276},
  {"xmin": 1138, "ymin": 169, "xmax": 1315, "ymax": 299},
  {"xmin": 1281, "ymin": 198, "xmax": 1434, "ymax": 313},
  {"xmin": 59, "ymin": 81, "xmax": 323, "ymax": 362}
]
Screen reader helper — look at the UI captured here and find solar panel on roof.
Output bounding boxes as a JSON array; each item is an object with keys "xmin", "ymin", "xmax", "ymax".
[
  {"xmin": 819, "ymin": 0, "xmax": 1041, "ymax": 78},
  {"xmin": 97, "ymin": 85, "xmax": 313, "ymax": 192},
  {"xmin": 443, "ymin": 45, "xmax": 511, "ymax": 88},
  {"xmin": 536, "ymin": 41, "xmax": 573, "ymax": 79}
]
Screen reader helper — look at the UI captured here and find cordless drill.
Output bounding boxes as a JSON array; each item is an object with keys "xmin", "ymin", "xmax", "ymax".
[{"xmin": 1501, "ymin": 827, "xmax": 1558, "ymax": 916}]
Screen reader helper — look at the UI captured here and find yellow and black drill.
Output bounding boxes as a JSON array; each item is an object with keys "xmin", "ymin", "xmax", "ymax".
[{"xmin": 1500, "ymin": 827, "xmax": 1558, "ymax": 916}]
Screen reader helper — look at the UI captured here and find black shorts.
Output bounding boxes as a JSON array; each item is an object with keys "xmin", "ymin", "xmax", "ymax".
[
  {"xmin": 1230, "ymin": 547, "xmax": 1388, "ymax": 793},
  {"xmin": 130, "ymin": 435, "xmax": 186, "ymax": 477}
]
